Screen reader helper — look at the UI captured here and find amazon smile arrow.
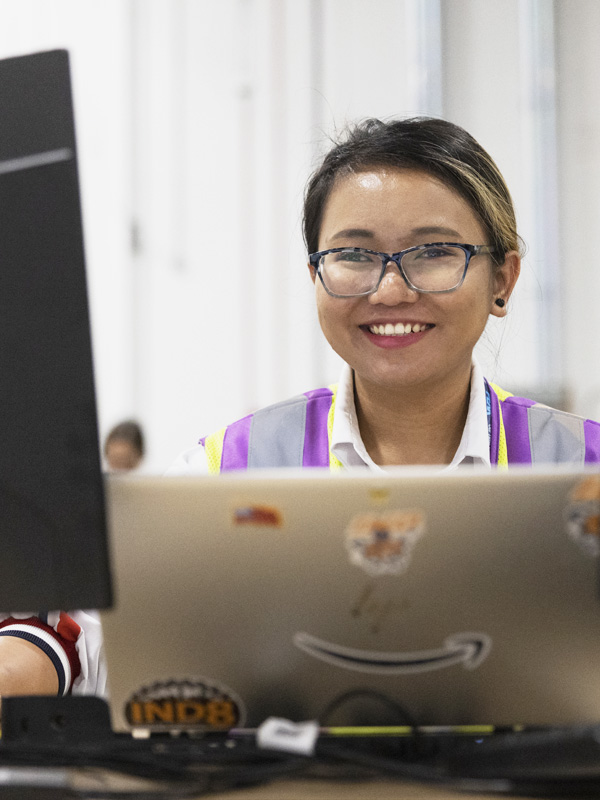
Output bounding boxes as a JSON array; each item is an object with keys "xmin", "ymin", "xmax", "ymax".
[{"xmin": 293, "ymin": 631, "xmax": 492, "ymax": 675}]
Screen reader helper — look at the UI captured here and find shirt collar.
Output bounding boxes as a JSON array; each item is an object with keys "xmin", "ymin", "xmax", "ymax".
[
  {"xmin": 448, "ymin": 359, "xmax": 491, "ymax": 468},
  {"xmin": 331, "ymin": 360, "xmax": 490, "ymax": 470}
]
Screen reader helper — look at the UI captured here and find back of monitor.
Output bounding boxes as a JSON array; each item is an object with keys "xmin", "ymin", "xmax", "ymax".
[{"xmin": 0, "ymin": 50, "xmax": 111, "ymax": 610}]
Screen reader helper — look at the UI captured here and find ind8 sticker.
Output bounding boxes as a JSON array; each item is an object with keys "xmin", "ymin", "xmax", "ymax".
[{"xmin": 125, "ymin": 678, "xmax": 245, "ymax": 731}]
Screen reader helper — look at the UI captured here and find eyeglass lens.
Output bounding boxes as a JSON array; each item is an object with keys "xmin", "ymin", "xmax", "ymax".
[{"xmin": 320, "ymin": 245, "xmax": 468, "ymax": 295}]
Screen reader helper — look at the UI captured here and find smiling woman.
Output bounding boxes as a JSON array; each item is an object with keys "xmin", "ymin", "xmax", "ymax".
[
  {"xmin": 310, "ymin": 166, "xmax": 517, "ymax": 466},
  {"xmin": 168, "ymin": 117, "xmax": 600, "ymax": 474}
]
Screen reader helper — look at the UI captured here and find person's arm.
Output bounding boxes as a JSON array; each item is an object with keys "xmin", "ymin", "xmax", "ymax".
[
  {"xmin": 0, "ymin": 611, "xmax": 106, "ymax": 698},
  {"xmin": 0, "ymin": 614, "xmax": 81, "ymax": 696},
  {"xmin": 0, "ymin": 636, "xmax": 58, "ymax": 695}
]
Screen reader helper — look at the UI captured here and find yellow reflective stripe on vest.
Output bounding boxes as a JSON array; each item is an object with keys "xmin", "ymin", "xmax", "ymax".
[
  {"xmin": 204, "ymin": 427, "xmax": 226, "ymax": 475},
  {"xmin": 490, "ymin": 382, "xmax": 513, "ymax": 469},
  {"xmin": 490, "ymin": 383, "xmax": 513, "ymax": 403},
  {"xmin": 327, "ymin": 383, "xmax": 343, "ymax": 470}
]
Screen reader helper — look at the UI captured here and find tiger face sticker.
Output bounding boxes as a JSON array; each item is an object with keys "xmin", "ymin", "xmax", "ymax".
[{"xmin": 345, "ymin": 509, "xmax": 425, "ymax": 576}]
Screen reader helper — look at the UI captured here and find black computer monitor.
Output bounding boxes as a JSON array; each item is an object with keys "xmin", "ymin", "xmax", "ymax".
[{"xmin": 0, "ymin": 49, "xmax": 111, "ymax": 610}]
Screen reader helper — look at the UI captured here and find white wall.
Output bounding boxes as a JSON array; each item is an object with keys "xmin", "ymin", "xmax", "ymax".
[{"xmin": 0, "ymin": 0, "xmax": 598, "ymax": 470}]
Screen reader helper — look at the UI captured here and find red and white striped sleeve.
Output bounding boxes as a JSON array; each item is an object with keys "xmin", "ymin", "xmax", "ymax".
[{"xmin": 0, "ymin": 610, "xmax": 107, "ymax": 696}]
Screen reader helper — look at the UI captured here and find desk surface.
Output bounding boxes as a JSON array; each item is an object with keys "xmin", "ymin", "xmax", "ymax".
[{"xmin": 0, "ymin": 767, "xmax": 570, "ymax": 799}]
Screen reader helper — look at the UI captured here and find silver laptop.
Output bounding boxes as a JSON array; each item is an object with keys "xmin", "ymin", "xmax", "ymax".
[{"xmin": 102, "ymin": 467, "xmax": 600, "ymax": 734}]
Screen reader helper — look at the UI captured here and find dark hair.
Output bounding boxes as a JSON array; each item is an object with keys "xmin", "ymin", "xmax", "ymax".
[
  {"xmin": 104, "ymin": 419, "xmax": 144, "ymax": 458},
  {"xmin": 303, "ymin": 117, "xmax": 521, "ymax": 263}
]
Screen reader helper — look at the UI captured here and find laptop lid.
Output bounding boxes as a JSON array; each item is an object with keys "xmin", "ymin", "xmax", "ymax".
[
  {"xmin": 102, "ymin": 467, "xmax": 600, "ymax": 733},
  {"xmin": 0, "ymin": 50, "xmax": 111, "ymax": 610}
]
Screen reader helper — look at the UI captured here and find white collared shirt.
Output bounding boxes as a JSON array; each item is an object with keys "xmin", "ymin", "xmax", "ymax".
[
  {"xmin": 330, "ymin": 361, "xmax": 490, "ymax": 471},
  {"xmin": 168, "ymin": 360, "xmax": 491, "ymax": 475}
]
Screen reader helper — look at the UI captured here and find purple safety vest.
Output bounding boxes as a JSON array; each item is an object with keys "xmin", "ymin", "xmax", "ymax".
[{"xmin": 201, "ymin": 383, "xmax": 600, "ymax": 472}]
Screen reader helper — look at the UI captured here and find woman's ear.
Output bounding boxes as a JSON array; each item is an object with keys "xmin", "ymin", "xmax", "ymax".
[
  {"xmin": 490, "ymin": 251, "xmax": 521, "ymax": 317},
  {"xmin": 307, "ymin": 261, "xmax": 317, "ymax": 284}
]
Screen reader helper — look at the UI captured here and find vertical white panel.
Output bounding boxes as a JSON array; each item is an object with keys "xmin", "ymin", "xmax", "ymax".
[
  {"xmin": 280, "ymin": 0, "xmax": 326, "ymax": 394},
  {"xmin": 131, "ymin": 0, "xmax": 246, "ymax": 468},
  {"xmin": 235, "ymin": 0, "xmax": 261, "ymax": 412},
  {"xmin": 129, "ymin": 0, "xmax": 183, "ymax": 467},
  {"xmin": 517, "ymin": 0, "xmax": 561, "ymax": 387},
  {"xmin": 405, "ymin": 0, "xmax": 443, "ymax": 116},
  {"xmin": 249, "ymin": 0, "xmax": 288, "ymax": 409},
  {"xmin": 556, "ymin": 0, "xmax": 600, "ymax": 419}
]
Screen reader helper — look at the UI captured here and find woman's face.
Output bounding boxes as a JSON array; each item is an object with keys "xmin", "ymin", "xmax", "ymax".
[{"xmin": 310, "ymin": 167, "xmax": 519, "ymax": 398}]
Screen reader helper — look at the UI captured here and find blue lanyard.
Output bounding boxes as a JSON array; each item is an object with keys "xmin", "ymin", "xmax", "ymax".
[{"xmin": 485, "ymin": 381, "xmax": 492, "ymax": 449}]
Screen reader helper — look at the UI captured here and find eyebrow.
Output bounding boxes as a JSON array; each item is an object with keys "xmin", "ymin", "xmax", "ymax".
[
  {"xmin": 410, "ymin": 226, "xmax": 463, "ymax": 239},
  {"xmin": 329, "ymin": 228, "xmax": 375, "ymax": 241},
  {"xmin": 328, "ymin": 225, "xmax": 465, "ymax": 244}
]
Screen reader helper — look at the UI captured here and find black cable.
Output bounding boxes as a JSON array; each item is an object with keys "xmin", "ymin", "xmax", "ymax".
[{"xmin": 319, "ymin": 688, "xmax": 420, "ymax": 728}]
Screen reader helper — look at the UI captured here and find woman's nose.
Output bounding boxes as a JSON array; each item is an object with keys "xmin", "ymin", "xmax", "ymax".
[{"xmin": 368, "ymin": 261, "xmax": 419, "ymax": 305}]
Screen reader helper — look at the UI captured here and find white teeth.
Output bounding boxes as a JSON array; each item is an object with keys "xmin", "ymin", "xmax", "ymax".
[{"xmin": 369, "ymin": 323, "xmax": 429, "ymax": 336}]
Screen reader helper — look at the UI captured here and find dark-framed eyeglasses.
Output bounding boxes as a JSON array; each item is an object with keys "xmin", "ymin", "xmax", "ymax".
[{"xmin": 308, "ymin": 242, "xmax": 497, "ymax": 298}]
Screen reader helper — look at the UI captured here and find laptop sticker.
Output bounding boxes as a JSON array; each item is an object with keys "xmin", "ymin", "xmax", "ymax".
[
  {"xmin": 125, "ymin": 678, "xmax": 245, "ymax": 731},
  {"xmin": 564, "ymin": 475, "xmax": 600, "ymax": 557},
  {"xmin": 293, "ymin": 631, "xmax": 491, "ymax": 674},
  {"xmin": 232, "ymin": 504, "xmax": 283, "ymax": 528},
  {"xmin": 345, "ymin": 509, "xmax": 425, "ymax": 576}
]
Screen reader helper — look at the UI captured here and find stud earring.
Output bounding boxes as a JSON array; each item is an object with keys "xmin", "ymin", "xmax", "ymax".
[{"xmin": 495, "ymin": 298, "xmax": 505, "ymax": 308}]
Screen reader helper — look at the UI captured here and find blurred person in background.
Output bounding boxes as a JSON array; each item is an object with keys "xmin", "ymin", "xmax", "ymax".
[{"xmin": 104, "ymin": 420, "xmax": 145, "ymax": 472}]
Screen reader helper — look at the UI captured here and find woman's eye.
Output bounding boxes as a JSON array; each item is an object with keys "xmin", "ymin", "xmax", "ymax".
[
  {"xmin": 334, "ymin": 250, "xmax": 371, "ymax": 263},
  {"xmin": 419, "ymin": 246, "xmax": 454, "ymax": 259}
]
